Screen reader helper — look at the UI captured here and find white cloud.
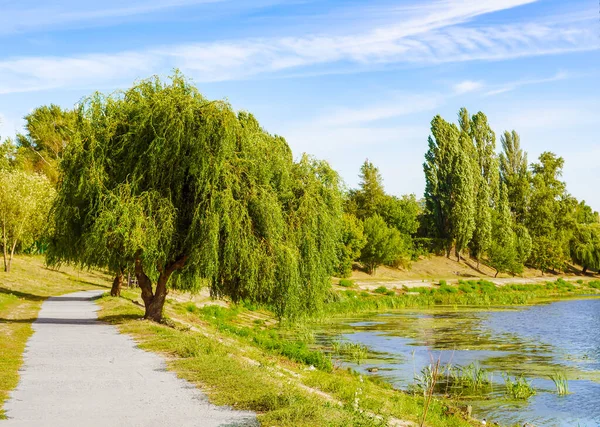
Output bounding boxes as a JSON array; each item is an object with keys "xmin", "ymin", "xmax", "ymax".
[
  {"xmin": 0, "ymin": 0, "xmax": 597, "ymax": 94},
  {"xmin": 453, "ymin": 80, "xmax": 484, "ymax": 94},
  {"xmin": 0, "ymin": 0, "xmax": 225, "ymax": 34},
  {"xmin": 484, "ymin": 71, "xmax": 570, "ymax": 96}
]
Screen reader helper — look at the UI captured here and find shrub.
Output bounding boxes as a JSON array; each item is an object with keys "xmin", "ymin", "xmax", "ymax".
[
  {"xmin": 385, "ymin": 290, "xmax": 396, "ymax": 296},
  {"xmin": 438, "ymin": 285, "xmax": 458, "ymax": 294},
  {"xmin": 339, "ymin": 279, "xmax": 354, "ymax": 288},
  {"xmin": 374, "ymin": 286, "xmax": 388, "ymax": 294},
  {"xmin": 439, "ymin": 279, "xmax": 447, "ymax": 287}
]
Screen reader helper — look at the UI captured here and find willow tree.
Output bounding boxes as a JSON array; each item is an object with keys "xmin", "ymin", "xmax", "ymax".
[
  {"xmin": 49, "ymin": 74, "xmax": 342, "ymax": 321},
  {"xmin": 570, "ymin": 224, "xmax": 600, "ymax": 274}
]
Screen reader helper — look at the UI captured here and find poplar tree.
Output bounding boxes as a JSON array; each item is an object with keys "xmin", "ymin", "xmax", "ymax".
[
  {"xmin": 424, "ymin": 113, "xmax": 475, "ymax": 260},
  {"xmin": 488, "ymin": 184, "xmax": 518, "ymax": 277},
  {"xmin": 467, "ymin": 110, "xmax": 497, "ymax": 267},
  {"xmin": 499, "ymin": 131, "xmax": 529, "ymax": 223},
  {"xmin": 49, "ymin": 74, "xmax": 342, "ymax": 321}
]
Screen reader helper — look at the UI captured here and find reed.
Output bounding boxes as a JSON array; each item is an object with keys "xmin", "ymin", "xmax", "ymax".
[{"xmin": 550, "ymin": 371, "xmax": 570, "ymax": 395}]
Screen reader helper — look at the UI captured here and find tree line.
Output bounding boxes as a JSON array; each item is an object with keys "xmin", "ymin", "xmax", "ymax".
[{"xmin": 0, "ymin": 74, "xmax": 598, "ymax": 321}]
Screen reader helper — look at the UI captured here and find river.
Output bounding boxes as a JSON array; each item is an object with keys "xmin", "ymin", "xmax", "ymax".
[{"xmin": 315, "ymin": 298, "xmax": 600, "ymax": 426}]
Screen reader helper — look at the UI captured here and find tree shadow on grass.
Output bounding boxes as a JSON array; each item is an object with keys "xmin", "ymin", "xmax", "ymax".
[
  {"xmin": 97, "ymin": 314, "xmax": 143, "ymax": 324},
  {"xmin": 0, "ymin": 287, "xmax": 46, "ymax": 302}
]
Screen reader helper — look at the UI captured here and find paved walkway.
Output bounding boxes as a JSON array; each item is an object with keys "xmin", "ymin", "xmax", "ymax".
[{"xmin": 2, "ymin": 290, "xmax": 257, "ymax": 427}]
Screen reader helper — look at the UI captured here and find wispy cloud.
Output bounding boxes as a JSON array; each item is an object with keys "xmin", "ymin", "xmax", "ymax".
[
  {"xmin": 0, "ymin": 0, "xmax": 225, "ymax": 34},
  {"xmin": 0, "ymin": 0, "xmax": 597, "ymax": 94},
  {"xmin": 484, "ymin": 71, "xmax": 571, "ymax": 96}
]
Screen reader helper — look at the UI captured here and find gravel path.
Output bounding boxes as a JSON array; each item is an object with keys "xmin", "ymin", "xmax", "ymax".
[{"xmin": 2, "ymin": 290, "xmax": 257, "ymax": 427}]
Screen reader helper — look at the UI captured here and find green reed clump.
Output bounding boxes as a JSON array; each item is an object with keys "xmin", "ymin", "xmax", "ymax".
[
  {"xmin": 449, "ymin": 362, "xmax": 491, "ymax": 392},
  {"xmin": 503, "ymin": 374, "xmax": 536, "ymax": 400},
  {"xmin": 550, "ymin": 371, "xmax": 570, "ymax": 395},
  {"xmin": 332, "ymin": 341, "xmax": 369, "ymax": 365},
  {"xmin": 374, "ymin": 286, "xmax": 388, "ymax": 294}
]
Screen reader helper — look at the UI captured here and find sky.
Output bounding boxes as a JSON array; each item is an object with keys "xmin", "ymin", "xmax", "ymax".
[{"xmin": 0, "ymin": 0, "xmax": 598, "ymax": 209}]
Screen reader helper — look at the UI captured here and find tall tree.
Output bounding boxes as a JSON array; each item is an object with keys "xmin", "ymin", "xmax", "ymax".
[
  {"xmin": 488, "ymin": 184, "xmax": 518, "ymax": 277},
  {"xmin": 499, "ymin": 131, "xmax": 529, "ymax": 223},
  {"xmin": 49, "ymin": 74, "xmax": 342, "ymax": 321},
  {"xmin": 349, "ymin": 160, "xmax": 386, "ymax": 219},
  {"xmin": 424, "ymin": 112, "xmax": 476, "ymax": 260},
  {"xmin": 526, "ymin": 152, "xmax": 574, "ymax": 273},
  {"xmin": 467, "ymin": 110, "xmax": 497, "ymax": 267},
  {"xmin": 0, "ymin": 170, "xmax": 55, "ymax": 272},
  {"xmin": 16, "ymin": 105, "xmax": 77, "ymax": 184}
]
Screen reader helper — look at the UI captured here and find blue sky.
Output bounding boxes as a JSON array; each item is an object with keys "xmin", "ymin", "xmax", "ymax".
[{"xmin": 0, "ymin": 0, "xmax": 598, "ymax": 209}]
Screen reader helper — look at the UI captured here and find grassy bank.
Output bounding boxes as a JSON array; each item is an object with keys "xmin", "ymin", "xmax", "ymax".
[
  {"xmin": 323, "ymin": 278, "xmax": 600, "ymax": 317},
  {"xmin": 0, "ymin": 256, "xmax": 109, "ymax": 418},
  {"xmin": 98, "ymin": 290, "xmax": 477, "ymax": 427}
]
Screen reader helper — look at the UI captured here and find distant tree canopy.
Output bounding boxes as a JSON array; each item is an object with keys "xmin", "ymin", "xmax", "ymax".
[
  {"xmin": 16, "ymin": 105, "xmax": 77, "ymax": 184},
  {"xmin": 422, "ymin": 108, "xmax": 594, "ymax": 275},
  {"xmin": 0, "ymin": 169, "xmax": 54, "ymax": 272},
  {"xmin": 48, "ymin": 74, "xmax": 342, "ymax": 321},
  {"xmin": 343, "ymin": 159, "xmax": 420, "ymax": 275}
]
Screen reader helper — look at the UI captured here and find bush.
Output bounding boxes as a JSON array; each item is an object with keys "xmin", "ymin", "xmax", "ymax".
[
  {"xmin": 339, "ymin": 279, "xmax": 354, "ymax": 288},
  {"xmin": 374, "ymin": 286, "xmax": 388, "ymax": 294},
  {"xmin": 438, "ymin": 279, "xmax": 447, "ymax": 287},
  {"xmin": 385, "ymin": 290, "xmax": 396, "ymax": 296},
  {"xmin": 438, "ymin": 284, "xmax": 458, "ymax": 294}
]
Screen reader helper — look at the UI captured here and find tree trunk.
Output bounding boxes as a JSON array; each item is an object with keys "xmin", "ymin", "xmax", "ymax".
[
  {"xmin": 8, "ymin": 239, "xmax": 17, "ymax": 274},
  {"xmin": 582, "ymin": 266, "xmax": 588, "ymax": 275},
  {"xmin": 2, "ymin": 222, "xmax": 7, "ymax": 273},
  {"xmin": 494, "ymin": 270, "xmax": 499, "ymax": 278},
  {"xmin": 134, "ymin": 254, "xmax": 187, "ymax": 322},
  {"xmin": 110, "ymin": 269, "xmax": 124, "ymax": 297}
]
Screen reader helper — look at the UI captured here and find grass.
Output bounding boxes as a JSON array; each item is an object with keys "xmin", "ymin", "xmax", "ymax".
[
  {"xmin": 550, "ymin": 371, "xmax": 570, "ymax": 395},
  {"xmin": 319, "ymin": 278, "xmax": 599, "ymax": 317},
  {"xmin": 503, "ymin": 374, "xmax": 536, "ymax": 400},
  {"xmin": 338, "ymin": 279, "xmax": 355, "ymax": 288},
  {"xmin": 0, "ymin": 256, "xmax": 109, "ymax": 419}
]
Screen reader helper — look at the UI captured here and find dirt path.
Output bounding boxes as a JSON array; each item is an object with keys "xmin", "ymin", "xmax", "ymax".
[{"xmin": 1, "ymin": 290, "xmax": 256, "ymax": 427}]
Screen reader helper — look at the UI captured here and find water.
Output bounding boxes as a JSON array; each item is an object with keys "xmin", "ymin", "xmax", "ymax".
[{"xmin": 315, "ymin": 298, "xmax": 600, "ymax": 426}]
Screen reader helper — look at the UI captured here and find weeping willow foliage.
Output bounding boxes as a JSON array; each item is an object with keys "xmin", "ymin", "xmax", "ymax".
[{"xmin": 48, "ymin": 73, "xmax": 342, "ymax": 319}]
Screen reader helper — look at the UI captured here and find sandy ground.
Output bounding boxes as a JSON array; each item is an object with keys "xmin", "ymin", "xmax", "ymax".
[{"xmin": 2, "ymin": 290, "xmax": 256, "ymax": 427}]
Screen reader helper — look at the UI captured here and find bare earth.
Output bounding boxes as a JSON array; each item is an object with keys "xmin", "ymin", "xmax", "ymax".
[{"xmin": 1, "ymin": 290, "xmax": 256, "ymax": 427}]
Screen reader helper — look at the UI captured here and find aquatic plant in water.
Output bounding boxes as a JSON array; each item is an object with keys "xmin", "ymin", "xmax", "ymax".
[
  {"xmin": 503, "ymin": 374, "xmax": 536, "ymax": 400},
  {"xmin": 550, "ymin": 371, "xmax": 570, "ymax": 395},
  {"xmin": 332, "ymin": 340, "xmax": 369, "ymax": 365}
]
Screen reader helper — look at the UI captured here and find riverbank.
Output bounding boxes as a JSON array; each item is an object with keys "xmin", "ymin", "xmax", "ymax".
[{"xmin": 325, "ymin": 277, "xmax": 600, "ymax": 318}]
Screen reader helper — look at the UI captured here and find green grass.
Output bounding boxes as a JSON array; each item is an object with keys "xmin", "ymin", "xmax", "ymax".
[
  {"xmin": 320, "ymin": 278, "xmax": 598, "ymax": 317},
  {"xmin": 338, "ymin": 279, "xmax": 354, "ymax": 288},
  {"xmin": 0, "ymin": 256, "xmax": 109, "ymax": 419}
]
